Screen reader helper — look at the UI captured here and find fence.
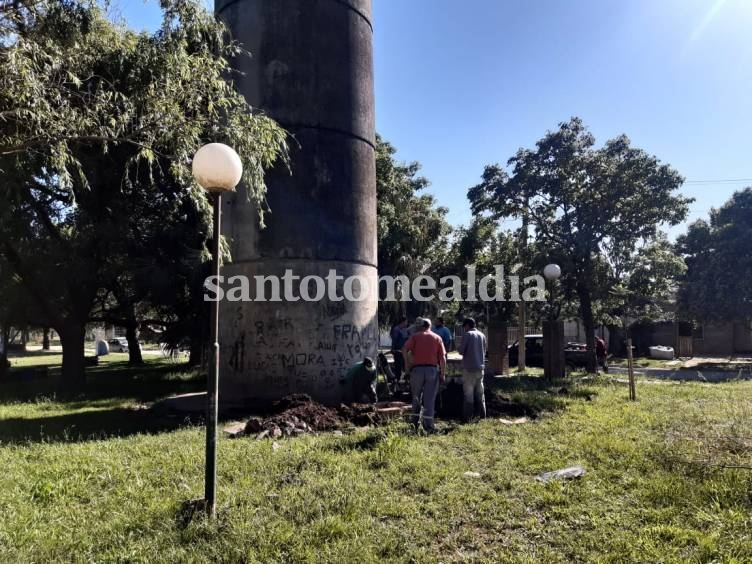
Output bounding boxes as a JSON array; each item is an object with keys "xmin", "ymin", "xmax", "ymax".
[{"xmin": 453, "ymin": 325, "xmax": 578, "ymax": 350}]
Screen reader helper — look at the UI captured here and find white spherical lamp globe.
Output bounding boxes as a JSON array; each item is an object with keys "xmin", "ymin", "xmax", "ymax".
[
  {"xmin": 192, "ymin": 143, "xmax": 243, "ymax": 193},
  {"xmin": 543, "ymin": 263, "xmax": 562, "ymax": 281}
]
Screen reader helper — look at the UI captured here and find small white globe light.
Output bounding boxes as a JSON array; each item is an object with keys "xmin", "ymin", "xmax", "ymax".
[
  {"xmin": 192, "ymin": 143, "xmax": 243, "ymax": 193},
  {"xmin": 543, "ymin": 263, "xmax": 562, "ymax": 281}
]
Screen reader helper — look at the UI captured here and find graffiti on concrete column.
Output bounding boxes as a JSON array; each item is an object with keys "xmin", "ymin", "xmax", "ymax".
[
  {"xmin": 228, "ymin": 330, "xmax": 245, "ymax": 372},
  {"xmin": 223, "ymin": 298, "xmax": 378, "ymax": 398}
]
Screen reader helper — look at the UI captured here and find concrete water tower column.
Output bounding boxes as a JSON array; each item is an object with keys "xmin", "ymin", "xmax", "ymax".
[{"xmin": 215, "ymin": 0, "xmax": 378, "ymax": 405}]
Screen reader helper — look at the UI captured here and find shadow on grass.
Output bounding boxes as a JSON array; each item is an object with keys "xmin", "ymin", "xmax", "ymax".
[
  {"xmin": 1, "ymin": 359, "xmax": 203, "ymax": 405},
  {"xmin": 7, "ymin": 349, "xmax": 62, "ymax": 358},
  {"xmin": 0, "ymin": 359, "xmax": 207, "ymax": 444},
  {"xmin": 486, "ymin": 374, "xmax": 596, "ymax": 416},
  {"xmin": 330, "ymin": 432, "xmax": 388, "ymax": 452},
  {"xmin": 430, "ymin": 374, "xmax": 597, "ymax": 423},
  {"xmin": 0, "ymin": 406, "xmax": 200, "ymax": 445}
]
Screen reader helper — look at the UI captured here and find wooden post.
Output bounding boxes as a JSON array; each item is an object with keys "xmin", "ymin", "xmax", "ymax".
[{"xmin": 626, "ymin": 334, "xmax": 636, "ymax": 401}]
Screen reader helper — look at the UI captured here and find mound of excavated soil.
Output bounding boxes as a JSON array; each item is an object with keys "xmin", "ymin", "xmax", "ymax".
[
  {"xmin": 244, "ymin": 394, "xmax": 346, "ymax": 436},
  {"xmin": 238, "ymin": 395, "xmax": 412, "ymax": 438},
  {"xmin": 233, "ymin": 391, "xmax": 537, "ymax": 440}
]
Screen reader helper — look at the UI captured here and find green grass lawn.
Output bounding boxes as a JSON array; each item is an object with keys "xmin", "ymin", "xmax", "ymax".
[
  {"xmin": 8, "ymin": 350, "xmax": 132, "ymax": 370},
  {"xmin": 0, "ymin": 357, "xmax": 750, "ymax": 562}
]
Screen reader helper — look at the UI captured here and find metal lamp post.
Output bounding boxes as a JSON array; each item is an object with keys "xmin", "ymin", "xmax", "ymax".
[
  {"xmin": 192, "ymin": 143, "xmax": 243, "ymax": 518},
  {"xmin": 543, "ymin": 263, "xmax": 565, "ymax": 379}
]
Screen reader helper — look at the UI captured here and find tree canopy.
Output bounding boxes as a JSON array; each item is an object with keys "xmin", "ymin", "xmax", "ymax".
[
  {"xmin": 376, "ymin": 134, "xmax": 451, "ymax": 325},
  {"xmin": 677, "ymin": 187, "xmax": 752, "ymax": 323},
  {"xmin": 469, "ymin": 118, "xmax": 691, "ymax": 371},
  {"xmin": 0, "ymin": 0, "xmax": 287, "ymax": 389},
  {"xmin": 443, "ymin": 217, "xmax": 521, "ymax": 329}
]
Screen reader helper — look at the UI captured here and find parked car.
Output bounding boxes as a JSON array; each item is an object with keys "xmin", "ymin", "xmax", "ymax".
[
  {"xmin": 108, "ymin": 337, "xmax": 129, "ymax": 353},
  {"xmin": 507, "ymin": 334, "xmax": 590, "ymax": 372}
]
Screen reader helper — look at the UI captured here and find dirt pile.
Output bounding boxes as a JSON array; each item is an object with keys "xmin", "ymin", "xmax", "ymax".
[
  {"xmin": 227, "ymin": 390, "xmax": 540, "ymax": 440},
  {"xmin": 232, "ymin": 395, "xmax": 412, "ymax": 439},
  {"xmin": 338, "ymin": 401, "xmax": 412, "ymax": 426},
  {"xmin": 243, "ymin": 394, "xmax": 346, "ymax": 438}
]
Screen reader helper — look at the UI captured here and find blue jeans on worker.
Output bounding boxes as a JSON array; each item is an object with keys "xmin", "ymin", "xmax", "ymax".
[
  {"xmin": 462, "ymin": 369, "xmax": 486, "ymax": 421},
  {"xmin": 410, "ymin": 365, "xmax": 439, "ymax": 431}
]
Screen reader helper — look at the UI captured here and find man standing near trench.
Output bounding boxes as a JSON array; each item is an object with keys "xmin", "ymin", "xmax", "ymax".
[
  {"xmin": 459, "ymin": 317, "xmax": 487, "ymax": 422},
  {"xmin": 403, "ymin": 319, "xmax": 446, "ymax": 432}
]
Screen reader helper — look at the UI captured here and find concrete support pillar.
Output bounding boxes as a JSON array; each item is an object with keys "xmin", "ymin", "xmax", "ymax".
[
  {"xmin": 486, "ymin": 324, "xmax": 508, "ymax": 376},
  {"xmin": 215, "ymin": 0, "xmax": 377, "ymax": 405}
]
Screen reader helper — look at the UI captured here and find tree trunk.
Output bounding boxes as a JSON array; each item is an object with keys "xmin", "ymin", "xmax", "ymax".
[
  {"xmin": 42, "ymin": 327, "xmax": 51, "ymax": 350},
  {"xmin": 0, "ymin": 323, "xmax": 9, "ymax": 377},
  {"xmin": 187, "ymin": 319, "xmax": 208, "ymax": 368},
  {"xmin": 59, "ymin": 321, "xmax": 86, "ymax": 392},
  {"xmin": 125, "ymin": 321, "xmax": 143, "ymax": 365},
  {"xmin": 188, "ymin": 337, "xmax": 203, "ymax": 368},
  {"xmin": 605, "ymin": 324, "xmax": 621, "ymax": 356},
  {"xmin": 577, "ymin": 281, "xmax": 598, "ymax": 373}
]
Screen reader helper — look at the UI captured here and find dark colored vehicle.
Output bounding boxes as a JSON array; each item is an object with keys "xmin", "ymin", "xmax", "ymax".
[
  {"xmin": 507, "ymin": 334, "xmax": 590, "ymax": 372},
  {"xmin": 108, "ymin": 337, "xmax": 129, "ymax": 353}
]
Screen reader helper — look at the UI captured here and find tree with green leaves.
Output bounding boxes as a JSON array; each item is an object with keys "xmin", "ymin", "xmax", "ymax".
[
  {"xmin": 88, "ymin": 171, "xmax": 212, "ymax": 365},
  {"xmin": 469, "ymin": 118, "xmax": 691, "ymax": 371},
  {"xmin": 0, "ymin": 0, "xmax": 287, "ymax": 390},
  {"xmin": 443, "ymin": 218, "xmax": 520, "ymax": 325},
  {"xmin": 376, "ymin": 134, "xmax": 451, "ymax": 325},
  {"xmin": 604, "ymin": 236, "xmax": 687, "ymax": 358},
  {"xmin": 443, "ymin": 217, "xmax": 522, "ymax": 372},
  {"xmin": 610, "ymin": 236, "xmax": 687, "ymax": 322},
  {"xmin": 677, "ymin": 188, "xmax": 752, "ymax": 323}
]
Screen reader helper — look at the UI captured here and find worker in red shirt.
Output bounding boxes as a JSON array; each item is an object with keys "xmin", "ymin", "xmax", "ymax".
[{"xmin": 402, "ymin": 318, "xmax": 446, "ymax": 432}]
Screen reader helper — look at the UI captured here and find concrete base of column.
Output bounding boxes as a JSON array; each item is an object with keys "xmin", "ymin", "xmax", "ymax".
[{"xmin": 217, "ymin": 260, "xmax": 379, "ymax": 407}]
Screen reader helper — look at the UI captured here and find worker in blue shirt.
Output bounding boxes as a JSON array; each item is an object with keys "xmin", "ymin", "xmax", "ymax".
[
  {"xmin": 434, "ymin": 317, "xmax": 453, "ymax": 353},
  {"xmin": 390, "ymin": 316, "xmax": 409, "ymax": 380}
]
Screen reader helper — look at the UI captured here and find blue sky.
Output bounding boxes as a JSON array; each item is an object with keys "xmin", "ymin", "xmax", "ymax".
[{"xmin": 117, "ymin": 0, "xmax": 752, "ymax": 237}]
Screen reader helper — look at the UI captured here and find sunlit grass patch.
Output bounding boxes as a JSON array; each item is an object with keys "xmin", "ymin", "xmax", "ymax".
[{"xmin": 0, "ymin": 354, "xmax": 750, "ymax": 561}]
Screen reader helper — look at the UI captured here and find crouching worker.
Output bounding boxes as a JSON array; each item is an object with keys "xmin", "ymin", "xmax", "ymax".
[
  {"xmin": 343, "ymin": 357, "xmax": 378, "ymax": 404},
  {"xmin": 403, "ymin": 318, "xmax": 446, "ymax": 432},
  {"xmin": 458, "ymin": 317, "xmax": 487, "ymax": 422}
]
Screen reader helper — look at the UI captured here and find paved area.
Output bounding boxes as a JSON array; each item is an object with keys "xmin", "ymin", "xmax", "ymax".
[{"xmin": 609, "ymin": 365, "xmax": 752, "ymax": 382}]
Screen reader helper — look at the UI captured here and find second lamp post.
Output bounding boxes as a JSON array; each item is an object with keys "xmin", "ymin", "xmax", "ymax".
[{"xmin": 543, "ymin": 263, "xmax": 565, "ymax": 379}]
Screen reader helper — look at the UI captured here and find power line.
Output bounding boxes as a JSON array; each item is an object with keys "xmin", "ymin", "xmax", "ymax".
[{"xmin": 684, "ymin": 178, "xmax": 752, "ymax": 184}]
